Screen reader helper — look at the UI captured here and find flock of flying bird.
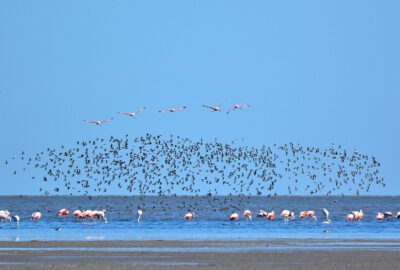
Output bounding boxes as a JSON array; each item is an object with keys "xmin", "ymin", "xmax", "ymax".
[
  {"xmin": 3, "ymin": 130, "xmax": 385, "ymax": 215},
  {"xmin": 1, "ymin": 101, "xmax": 387, "ymax": 223},
  {"xmin": 83, "ymin": 103, "xmax": 250, "ymax": 126}
]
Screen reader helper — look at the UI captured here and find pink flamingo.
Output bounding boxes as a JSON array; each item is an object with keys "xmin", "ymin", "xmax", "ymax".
[
  {"xmin": 229, "ymin": 213, "xmax": 239, "ymax": 221},
  {"xmin": 281, "ymin": 210, "xmax": 295, "ymax": 221},
  {"xmin": 243, "ymin": 210, "xmax": 252, "ymax": 220},
  {"xmin": 346, "ymin": 213, "xmax": 355, "ymax": 221},
  {"xmin": 31, "ymin": 211, "xmax": 42, "ymax": 221},
  {"xmin": 58, "ymin": 209, "xmax": 69, "ymax": 216},
  {"xmin": 376, "ymin": 212, "xmax": 384, "ymax": 221},
  {"xmin": 352, "ymin": 210, "xmax": 364, "ymax": 221},
  {"xmin": 184, "ymin": 211, "xmax": 195, "ymax": 220},
  {"xmin": 266, "ymin": 211, "xmax": 276, "ymax": 220}
]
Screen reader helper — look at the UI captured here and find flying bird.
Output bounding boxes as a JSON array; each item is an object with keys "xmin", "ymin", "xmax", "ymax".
[
  {"xmin": 158, "ymin": 106, "xmax": 187, "ymax": 113},
  {"xmin": 202, "ymin": 102, "xmax": 224, "ymax": 112},
  {"xmin": 227, "ymin": 104, "xmax": 250, "ymax": 114},
  {"xmin": 83, "ymin": 118, "xmax": 113, "ymax": 126},
  {"xmin": 118, "ymin": 107, "xmax": 146, "ymax": 118}
]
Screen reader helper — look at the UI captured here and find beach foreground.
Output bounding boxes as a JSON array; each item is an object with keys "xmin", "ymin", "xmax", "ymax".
[{"xmin": 0, "ymin": 239, "xmax": 399, "ymax": 270}]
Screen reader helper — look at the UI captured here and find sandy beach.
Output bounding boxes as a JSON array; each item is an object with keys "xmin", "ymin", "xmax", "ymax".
[{"xmin": 0, "ymin": 239, "xmax": 399, "ymax": 270}]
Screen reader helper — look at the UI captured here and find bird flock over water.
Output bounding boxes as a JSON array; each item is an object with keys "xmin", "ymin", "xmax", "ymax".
[{"xmin": 3, "ymin": 131, "xmax": 384, "ymax": 213}]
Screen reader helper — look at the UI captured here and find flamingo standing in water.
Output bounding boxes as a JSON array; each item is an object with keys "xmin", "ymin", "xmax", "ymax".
[
  {"xmin": 58, "ymin": 209, "xmax": 69, "ymax": 216},
  {"xmin": 352, "ymin": 210, "xmax": 364, "ymax": 221},
  {"xmin": 229, "ymin": 213, "xmax": 239, "ymax": 221},
  {"xmin": 281, "ymin": 210, "xmax": 295, "ymax": 221},
  {"xmin": 243, "ymin": 210, "xmax": 252, "ymax": 220},
  {"xmin": 300, "ymin": 210, "xmax": 317, "ymax": 221},
  {"xmin": 346, "ymin": 213, "xmax": 355, "ymax": 221},
  {"xmin": 184, "ymin": 211, "xmax": 195, "ymax": 220},
  {"xmin": 376, "ymin": 212, "xmax": 384, "ymax": 221},
  {"xmin": 93, "ymin": 209, "xmax": 107, "ymax": 223},
  {"xmin": 73, "ymin": 210, "xmax": 82, "ymax": 218},
  {"xmin": 31, "ymin": 211, "xmax": 42, "ymax": 221},
  {"xmin": 0, "ymin": 210, "xmax": 11, "ymax": 223},
  {"xmin": 266, "ymin": 211, "xmax": 276, "ymax": 220}
]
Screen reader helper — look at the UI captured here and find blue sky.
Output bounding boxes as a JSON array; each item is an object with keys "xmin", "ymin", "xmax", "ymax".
[{"xmin": 0, "ymin": 1, "xmax": 399, "ymax": 195}]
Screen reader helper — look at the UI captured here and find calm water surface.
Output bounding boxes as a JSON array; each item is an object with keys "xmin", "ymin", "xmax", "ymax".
[{"xmin": 0, "ymin": 196, "xmax": 399, "ymax": 241}]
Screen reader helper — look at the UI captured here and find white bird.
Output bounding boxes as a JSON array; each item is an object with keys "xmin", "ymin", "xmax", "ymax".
[
  {"xmin": 12, "ymin": 215, "xmax": 20, "ymax": 228},
  {"xmin": 118, "ymin": 107, "xmax": 146, "ymax": 118},
  {"xmin": 137, "ymin": 207, "xmax": 143, "ymax": 223},
  {"xmin": 83, "ymin": 118, "xmax": 113, "ymax": 126},
  {"xmin": 202, "ymin": 102, "xmax": 224, "ymax": 112},
  {"xmin": 158, "ymin": 106, "xmax": 187, "ymax": 113},
  {"xmin": 322, "ymin": 208, "xmax": 331, "ymax": 224},
  {"xmin": 226, "ymin": 104, "xmax": 250, "ymax": 114}
]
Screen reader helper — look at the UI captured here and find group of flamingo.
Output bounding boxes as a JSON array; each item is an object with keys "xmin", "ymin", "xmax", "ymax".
[
  {"xmin": 0, "ymin": 208, "xmax": 108, "ymax": 227},
  {"xmin": 224, "ymin": 209, "xmax": 323, "ymax": 222},
  {"xmin": 83, "ymin": 103, "xmax": 250, "ymax": 126},
  {"xmin": 185, "ymin": 209, "xmax": 400, "ymax": 223},
  {"xmin": 2, "ymin": 208, "xmax": 400, "ymax": 227}
]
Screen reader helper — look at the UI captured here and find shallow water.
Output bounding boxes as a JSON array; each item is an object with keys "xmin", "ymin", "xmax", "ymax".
[{"xmin": 0, "ymin": 196, "xmax": 399, "ymax": 241}]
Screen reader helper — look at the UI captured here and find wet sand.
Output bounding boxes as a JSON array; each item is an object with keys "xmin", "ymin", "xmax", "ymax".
[{"xmin": 0, "ymin": 239, "xmax": 399, "ymax": 270}]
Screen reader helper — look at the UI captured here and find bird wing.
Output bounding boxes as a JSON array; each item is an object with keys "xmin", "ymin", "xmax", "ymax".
[
  {"xmin": 226, "ymin": 106, "xmax": 236, "ymax": 114},
  {"xmin": 174, "ymin": 107, "xmax": 187, "ymax": 111},
  {"xmin": 136, "ymin": 107, "xmax": 146, "ymax": 113},
  {"xmin": 99, "ymin": 118, "xmax": 113, "ymax": 124},
  {"xmin": 202, "ymin": 105, "xmax": 214, "ymax": 110},
  {"xmin": 84, "ymin": 120, "xmax": 98, "ymax": 124}
]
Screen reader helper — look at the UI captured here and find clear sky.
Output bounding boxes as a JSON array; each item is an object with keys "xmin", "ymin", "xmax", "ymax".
[{"xmin": 0, "ymin": 1, "xmax": 399, "ymax": 195}]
